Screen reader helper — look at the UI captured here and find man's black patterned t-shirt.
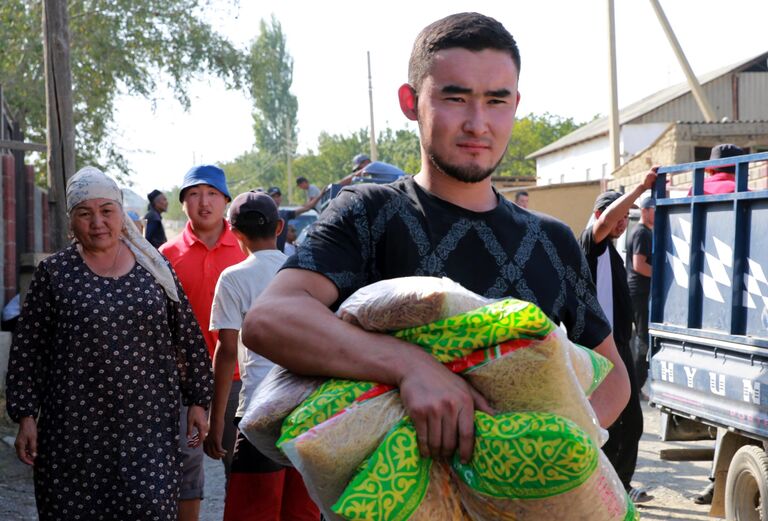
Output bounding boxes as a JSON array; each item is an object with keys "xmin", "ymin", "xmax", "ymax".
[{"xmin": 284, "ymin": 177, "xmax": 611, "ymax": 348}]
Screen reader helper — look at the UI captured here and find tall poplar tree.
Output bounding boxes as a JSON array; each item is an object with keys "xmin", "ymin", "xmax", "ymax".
[{"xmin": 248, "ymin": 15, "xmax": 298, "ymax": 157}]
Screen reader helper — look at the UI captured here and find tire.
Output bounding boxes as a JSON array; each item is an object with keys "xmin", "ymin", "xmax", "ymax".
[{"xmin": 725, "ymin": 445, "xmax": 768, "ymax": 521}]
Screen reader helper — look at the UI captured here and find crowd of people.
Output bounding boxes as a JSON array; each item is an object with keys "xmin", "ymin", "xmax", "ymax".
[{"xmin": 4, "ymin": 9, "xmax": 751, "ymax": 521}]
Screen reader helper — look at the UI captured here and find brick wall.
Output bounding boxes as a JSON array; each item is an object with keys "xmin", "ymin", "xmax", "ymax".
[
  {"xmin": 42, "ymin": 190, "xmax": 50, "ymax": 252},
  {"xmin": 25, "ymin": 165, "xmax": 34, "ymax": 251},
  {"xmin": 2, "ymin": 155, "xmax": 16, "ymax": 302}
]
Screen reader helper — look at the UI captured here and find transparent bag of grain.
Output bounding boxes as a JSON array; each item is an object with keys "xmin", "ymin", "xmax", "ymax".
[
  {"xmin": 332, "ymin": 418, "xmax": 470, "ymax": 521},
  {"xmin": 332, "ymin": 412, "xmax": 635, "ymax": 521},
  {"xmin": 451, "ymin": 411, "xmax": 638, "ymax": 521},
  {"xmin": 336, "ymin": 276, "xmax": 490, "ymax": 332},
  {"xmin": 457, "ymin": 330, "xmax": 609, "ymax": 446},
  {"xmin": 238, "ymin": 365, "xmax": 326, "ymax": 466},
  {"xmin": 281, "ymin": 390, "xmax": 406, "ymax": 521}
]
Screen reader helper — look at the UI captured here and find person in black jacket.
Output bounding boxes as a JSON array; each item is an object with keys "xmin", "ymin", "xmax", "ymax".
[
  {"xmin": 145, "ymin": 189, "xmax": 168, "ymax": 249},
  {"xmin": 579, "ymin": 171, "xmax": 657, "ymax": 504}
]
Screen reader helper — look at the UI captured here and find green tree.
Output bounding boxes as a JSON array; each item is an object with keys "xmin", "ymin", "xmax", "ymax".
[
  {"xmin": 215, "ymin": 126, "xmax": 421, "ymax": 205},
  {"xmin": 249, "ymin": 16, "xmax": 298, "ymax": 156},
  {"xmin": 0, "ymin": 0, "xmax": 246, "ymax": 177},
  {"xmin": 291, "ymin": 129, "xmax": 369, "ymax": 192},
  {"xmin": 375, "ymin": 128, "xmax": 421, "ymax": 175},
  {"xmin": 496, "ymin": 113, "xmax": 584, "ymax": 177}
]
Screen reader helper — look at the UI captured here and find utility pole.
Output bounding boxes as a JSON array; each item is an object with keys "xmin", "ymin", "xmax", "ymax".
[
  {"xmin": 607, "ymin": 0, "xmax": 621, "ymax": 173},
  {"xmin": 648, "ymin": 0, "xmax": 717, "ymax": 122},
  {"xmin": 43, "ymin": 0, "xmax": 76, "ymax": 249},
  {"xmin": 285, "ymin": 117, "xmax": 293, "ymax": 204},
  {"xmin": 367, "ymin": 51, "xmax": 378, "ymax": 161}
]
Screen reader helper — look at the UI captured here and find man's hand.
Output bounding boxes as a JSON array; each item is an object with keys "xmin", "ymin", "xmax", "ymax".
[
  {"xmin": 186, "ymin": 405, "xmax": 209, "ymax": 448},
  {"xmin": 203, "ymin": 416, "xmax": 226, "ymax": 459},
  {"xmin": 398, "ymin": 358, "xmax": 493, "ymax": 464},
  {"xmin": 642, "ymin": 167, "xmax": 659, "ymax": 190},
  {"xmin": 15, "ymin": 416, "xmax": 38, "ymax": 465}
]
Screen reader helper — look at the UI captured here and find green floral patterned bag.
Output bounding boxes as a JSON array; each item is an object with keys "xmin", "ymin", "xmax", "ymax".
[
  {"xmin": 333, "ymin": 412, "xmax": 637, "ymax": 521},
  {"xmin": 394, "ymin": 299, "xmax": 556, "ymax": 362}
]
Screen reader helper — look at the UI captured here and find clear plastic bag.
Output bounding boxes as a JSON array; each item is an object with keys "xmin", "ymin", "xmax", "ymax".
[
  {"xmin": 281, "ymin": 277, "xmax": 627, "ymax": 520},
  {"xmin": 457, "ymin": 452, "xmax": 637, "ymax": 521},
  {"xmin": 238, "ymin": 365, "xmax": 326, "ymax": 466},
  {"xmin": 281, "ymin": 391, "xmax": 406, "ymax": 520},
  {"xmin": 336, "ymin": 276, "xmax": 489, "ymax": 332},
  {"xmin": 567, "ymin": 337, "xmax": 614, "ymax": 396},
  {"xmin": 461, "ymin": 331, "xmax": 608, "ymax": 446}
]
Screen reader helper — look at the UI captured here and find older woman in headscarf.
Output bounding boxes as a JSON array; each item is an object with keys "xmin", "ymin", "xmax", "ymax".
[{"xmin": 5, "ymin": 167, "xmax": 213, "ymax": 521}]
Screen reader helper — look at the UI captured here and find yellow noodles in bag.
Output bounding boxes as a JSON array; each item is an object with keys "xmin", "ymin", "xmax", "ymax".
[
  {"xmin": 457, "ymin": 452, "xmax": 638, "ymax": 521},
  {"xmin": 281, "ymin": 391, "xmax": 406, "ymax": 520},
  {"xmin": 462, "ymin": 333, "xmax": 607, "ymax": 446},
  {"xmin": 336, "ymin": 276, "xmax": 490, "ymax": 332},
  {"xmin": 395, "ymin": 298, "xmax": 556, "ymax": 363},
  {"xmin": 451, "ymin": 412, "xmax": 637, "ymax": 521},
  {"xmin": 238, "ymin": 366, "xmax": 325, "ymax": 466}
]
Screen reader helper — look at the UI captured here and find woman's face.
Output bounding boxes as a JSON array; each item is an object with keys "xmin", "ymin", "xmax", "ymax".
[{"xmin": 70, "ymin": 198, "xmax": 124, "ymax": 252}]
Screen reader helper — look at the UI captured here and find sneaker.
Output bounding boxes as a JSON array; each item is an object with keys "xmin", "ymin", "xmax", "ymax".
[
  {"xmin": 628, "ymin": 487, "xmax": 654, "ymax": 504},
  {"xmin": 693, "ymin": 482, "xmax": 714, "ymax": 505}
]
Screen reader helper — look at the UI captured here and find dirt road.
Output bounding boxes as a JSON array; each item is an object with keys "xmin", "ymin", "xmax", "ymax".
[{"xmin": 0, "ymin": 401, "xmax": 722, "ymax": 520}]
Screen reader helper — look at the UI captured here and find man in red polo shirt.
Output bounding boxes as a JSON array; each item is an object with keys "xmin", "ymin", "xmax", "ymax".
[{"xmin": 160, "ymin": 165, "xmax": 247, "ymax": 521}]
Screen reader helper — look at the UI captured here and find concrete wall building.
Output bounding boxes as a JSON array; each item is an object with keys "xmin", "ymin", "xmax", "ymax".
[{"xmin": 528, "ymin": 52, "xmax": 768, "ymax": 185}]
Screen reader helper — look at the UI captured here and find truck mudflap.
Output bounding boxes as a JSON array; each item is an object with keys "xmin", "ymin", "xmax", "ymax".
[{"xmin": 649, "ymin": 335, "xmax": 768, "ymax": 440}]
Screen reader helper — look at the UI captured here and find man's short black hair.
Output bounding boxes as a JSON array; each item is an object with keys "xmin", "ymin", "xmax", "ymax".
[
  {"xmin": 231, "ymin": 212, "xmax": 280, "ymax": 241},
  {"xmin": 408, "ymin": 12, "xmax": 521, "ymax": 92},
  {"xmin": 296, "ymin": 177, "xmax": 308, "ymax": 185},
  {"xmin": 515, "ymin": 191, "xmax": 529, "ymax": 201}
]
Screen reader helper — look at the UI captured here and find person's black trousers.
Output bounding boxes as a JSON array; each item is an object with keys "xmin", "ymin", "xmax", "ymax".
[
  {"xmin": 631, "ymin": 291, "xmax": 650, "ymax": 389},
  {"xmin": 602, "ymin": 339, "xmax": 644, "ymax": 490}
]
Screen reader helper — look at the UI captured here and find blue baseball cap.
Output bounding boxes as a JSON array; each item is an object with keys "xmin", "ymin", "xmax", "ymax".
[{"xmin": 179, "ymin": 165, "xmax": 231, "ymax": 202}]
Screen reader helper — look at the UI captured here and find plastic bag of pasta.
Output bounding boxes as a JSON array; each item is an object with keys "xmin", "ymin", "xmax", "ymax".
[
  {"xmin": 332, "ymin": 419, "xmax": 469, "ymax": 521},
  {"xmin": 449, "ymin": 331, "xmax": 608, "ymax": 446},
  {"xmin": 453, "ymin": 412, "xmax": 637, "ymax": 520},
  {"xmin": 281, "ymin": 390, "xmax": 406, "ymax": 520},
  {"xmin": 568, "ymin": 339, "xmax": 614, "ymax": 396},
  {"xmin": 336, "ymin": 276, "xmax": 490, "ymax": 332},
  {"xmin": 277, "ymin": 379, "xmax": 380, "ymax": 450},
  {"xmin": 333, "ymin": 412, "xmax": 634, "ymax": 521},
  {"xmin": 238, "ymin": 365, "xmax": 326, "ymax": 466},
  {"xmin": 395, "ymin": 298, "xmax": 558, "ymax": 363}
]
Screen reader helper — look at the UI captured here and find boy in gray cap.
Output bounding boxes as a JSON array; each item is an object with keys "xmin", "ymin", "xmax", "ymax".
[{"xmin": 207, "ymin": 191, "xmax": 319, "ymax": 519}]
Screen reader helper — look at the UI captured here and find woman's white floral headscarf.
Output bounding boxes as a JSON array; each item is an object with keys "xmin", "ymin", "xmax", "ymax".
[{"xmin": 66, "ymin": 166, "xmax": 179, "ymax": 302}]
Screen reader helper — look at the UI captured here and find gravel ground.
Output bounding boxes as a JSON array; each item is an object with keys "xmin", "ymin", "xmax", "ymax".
[{"xmin": 0, "ymin": 401, "xmax": 723, "ymax": 520}]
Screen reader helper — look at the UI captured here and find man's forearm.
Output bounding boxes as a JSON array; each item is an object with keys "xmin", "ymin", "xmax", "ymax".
[
  {"xmin": 241, "ymin": 272, "xmax": 438, "ymax": 386},
  {"xmin": 633, "ymin": 255, "xmax": 653, "ymax": 277},
  {"xmin": 590, "ymin": 335, "xmax": 631, "ymax": 427},
  {"xmin": 210, "ymin": 338, "xmax": 237, "ymax": 423}
]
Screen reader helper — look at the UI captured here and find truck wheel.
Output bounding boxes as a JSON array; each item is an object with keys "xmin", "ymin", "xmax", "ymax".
[{"xmin": 725, "ymin": 445, "xmax": 768, "ymax": 521}]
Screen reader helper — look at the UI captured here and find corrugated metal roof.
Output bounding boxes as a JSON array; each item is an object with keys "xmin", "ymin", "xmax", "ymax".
[{"xmin": 527, "ymin": 51, "xmax": 768, "ymax": 159}]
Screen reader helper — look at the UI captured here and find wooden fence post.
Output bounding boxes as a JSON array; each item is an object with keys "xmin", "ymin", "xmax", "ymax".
[{"xmin": 43, "ymin": 0, "xmax": 76, "ymax": 250}]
